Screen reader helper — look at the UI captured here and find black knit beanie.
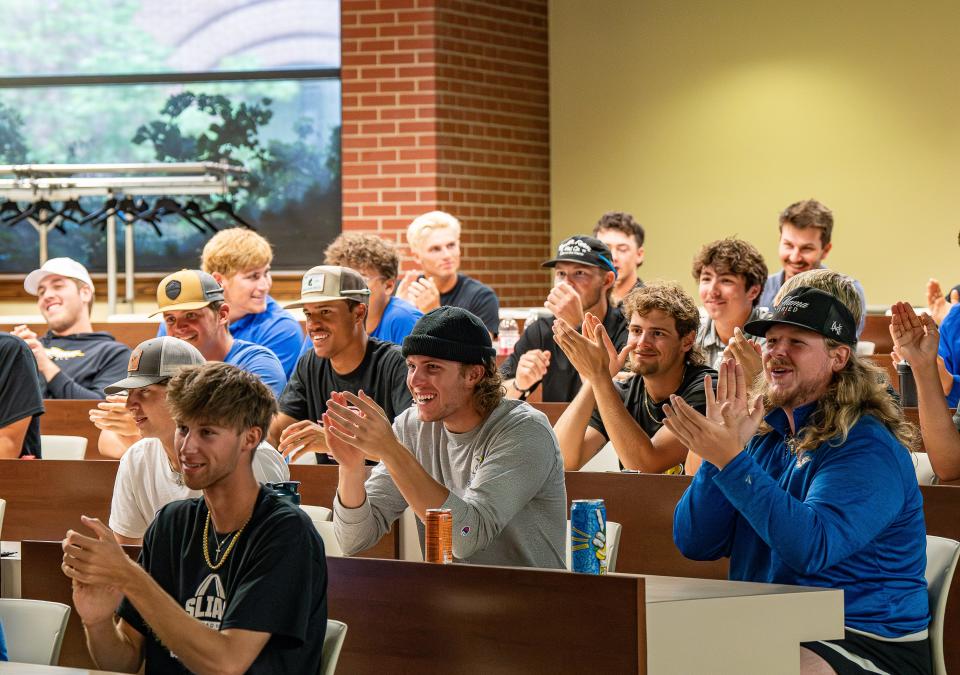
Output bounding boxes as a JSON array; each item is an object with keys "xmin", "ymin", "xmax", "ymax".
[{"xmin": 402, "ymin": 306, "xmax": 496, "ymax": 364}]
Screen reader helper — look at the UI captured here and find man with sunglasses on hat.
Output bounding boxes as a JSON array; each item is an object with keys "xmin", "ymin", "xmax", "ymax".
[
  {"xmin": 670, "ymin": 284, "xmax": 930, "ymax": 675},
  {"xmin": 501, "ymin": 235, "xmax": 629, "ymax": 403}
]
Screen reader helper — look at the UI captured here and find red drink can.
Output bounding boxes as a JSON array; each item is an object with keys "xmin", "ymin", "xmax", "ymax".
[{"xmin": 424, "ymin": 508, "xmax": 453, "ymax": 564}]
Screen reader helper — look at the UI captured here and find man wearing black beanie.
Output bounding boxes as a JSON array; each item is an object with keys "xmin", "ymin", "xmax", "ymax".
[{"xmin": 326, "ymin": 306, "xmax": 567, "ymax": 568}]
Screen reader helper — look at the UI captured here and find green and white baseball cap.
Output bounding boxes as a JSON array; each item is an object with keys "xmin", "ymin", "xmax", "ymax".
[{"xmin": 284, "ymin": 265, "xmax": 371, "ymax": 309}]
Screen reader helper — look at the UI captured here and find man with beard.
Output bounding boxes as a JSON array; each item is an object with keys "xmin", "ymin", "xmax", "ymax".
[
  {"xmin": 13, "ymin": 257, "xmax": 129, "ymax": 399},
  {"xmin": 501, "ymin": 235, "xmax": 629, "ymax": 402},
  {"xmin": 62, "ymin": 362, "xmax": 326, "ymax": 674},
  {"xmin": 669, "ymin": 286, "xmax": 930, "ymax": 675},
  {"xmin": 553, "ymin": 282, "xmax": 715, "ymax": 473}
]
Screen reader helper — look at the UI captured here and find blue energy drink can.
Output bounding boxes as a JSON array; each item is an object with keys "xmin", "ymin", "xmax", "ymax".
[{"xmin": 570, "ymin": 499, "xmax": 608, "ymax": 575}]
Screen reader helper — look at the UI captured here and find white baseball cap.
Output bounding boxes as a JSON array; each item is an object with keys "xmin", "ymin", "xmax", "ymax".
[{"xmin": 24, "ymin": 257, "xmax": 95, "ymax": 295}]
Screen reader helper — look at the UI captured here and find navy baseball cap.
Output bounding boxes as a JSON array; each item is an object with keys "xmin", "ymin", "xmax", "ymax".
[
  {"xmin": 744, "ymin": 287, "xmax": 857, "ymax": 346},
  {"xmin": 542, "ymin": 236, "xmax": 617, "ymax": 278}
]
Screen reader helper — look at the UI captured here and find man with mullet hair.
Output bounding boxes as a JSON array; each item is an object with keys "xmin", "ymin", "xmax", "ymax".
[
  {"xmin": 669, "ymin": 282, "xmax": 931, "ymax": 674},
  {"xmin": 553, "ymin": 282, "xmax": 716, "ymax": 473},
  {"xmin": 62, "ymin": 362, "xmax": 327, "ymax": 674},
  {"xmin": 328, "ymin": 306, "xmax": 567, "ymax": 568}
]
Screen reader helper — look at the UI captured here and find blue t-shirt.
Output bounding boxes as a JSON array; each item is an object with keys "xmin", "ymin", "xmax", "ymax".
[
  {"xmin": 226, "ymin": 339, "xmax": 287, "ymax": 399},
  {"xmin": 159, "ymin": 296, "xmax": 303, "ymax": 378},
  {"xmin": 371, "ymin": 296, "xmax": 422, "ymax": 344},
  {"xmin": 674, "ymin": 403, "xmax": 929, "ymax": 638},
  {"xmin": 0, "ymin": 619, "xmax": 7, "ymax": 661},
  {"xmin": 937, "ymin": 303, "xmax": 960, "ymax": 407}
]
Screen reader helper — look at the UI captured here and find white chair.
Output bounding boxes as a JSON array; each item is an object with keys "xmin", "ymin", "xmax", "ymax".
[
  {"xmin": 320, "ymin": 619, "xmax": 348, "ymax": 675},
  {"xmin": 912, "ymin": 452, "xmax": 938, "ymax": 486},
  {"xmin": 300, "ymin": 504, "xmax": 333, "ymax": 524},
  {"xmin": 580, "ymin": 442, "xmax": 620, "ymax": 472},
  {"xmin": 292, "ymin": 450, "xmax": 318, "ymax": 465},
  {"xmin": 565, "ymin": 520, "xmax": 622, "ymax": 573},
  {"xmin": 926, "ymin": 535, "xmax": 960, "ymax": 675},
  {"xmin": 0, "ymin": 598, "xmax": 70, "ymax": 665},
  {"xmin": 0, "ymin": 498, "xmax": 5, "ymax": 540},
  {"xmin": 314, "ymin": 521, "xmax": 344, "ymax": 557},
  {"xmin": 40, "ymin": 435, "xmax": 87, "ymax": 460},
  {"xmin": 400, "ymin": 507, "xmax": 423, "ymax": 561},
  {"xmin": 855, "ymin": 340, "xmax": 876, "ymax": 356}
]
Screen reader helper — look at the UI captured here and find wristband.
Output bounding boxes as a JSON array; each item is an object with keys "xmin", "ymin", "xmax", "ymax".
[{"xmin": 512, "ymin": 379, "xmax": 531, "ymax": 401}]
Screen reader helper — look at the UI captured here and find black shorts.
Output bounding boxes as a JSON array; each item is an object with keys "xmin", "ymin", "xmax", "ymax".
[{"xmin": 802, "ymin": 630, "xmax": 932, "ymax": 675}]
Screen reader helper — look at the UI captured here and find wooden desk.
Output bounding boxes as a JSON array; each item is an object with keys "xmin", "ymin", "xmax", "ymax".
[
  {"xmin": 0, "ymin": 322, "xmax": 158, "ymax": 351},
  {"xmin": 20, "ymin": 542, "xmax": 842, "ymax": 674},
  {"xmin": 862, "ymin": 313, "xmax": 894, "ymax": 355}
]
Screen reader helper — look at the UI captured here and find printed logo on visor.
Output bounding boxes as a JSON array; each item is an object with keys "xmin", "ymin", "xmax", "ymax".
[{"xmin": 127, "ymin": 348, "xmax": 142, "ymax": 372}]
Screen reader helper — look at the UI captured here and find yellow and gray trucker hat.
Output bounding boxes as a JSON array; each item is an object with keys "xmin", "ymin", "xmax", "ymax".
[
  {"xmin": 149, "ymin": 269, "xmax": 225, "ymax": 317},
  {"xmin": 284, "ymin": 265, "xmax": 371, "ymax": 310},
  {"xmin": 104, "ymin": 337, "xmax": 205, "ymax": 394}
]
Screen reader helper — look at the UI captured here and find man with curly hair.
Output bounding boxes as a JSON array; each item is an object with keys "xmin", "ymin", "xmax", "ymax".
[
  {"xmin": 692, "ymin": 237, "xmax": 768, "ymax": 370},
  {"xmin": 553, "ymin": 282, "xmax": 716, "ymax": 473},
  {"xmin": 323, "ymin": 232, "xmax": 422, "ymax": 344},
  {"xmin": 670, "ymin": 281, "xmax": 930, "ymax": 675},
  {"xmin": 328, "ymin": 306, "xmax": 567, "ymax": 568}
]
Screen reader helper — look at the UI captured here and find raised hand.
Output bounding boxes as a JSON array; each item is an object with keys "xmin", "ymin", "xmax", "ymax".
[
  {"xmin": 324, "ymin": 390, "xmax": 397, "ymax": 463},
  {"xmin": 553, "ymin": 313, "xmax": 627, "ymax": 382},
  {"xmin": 926, "ymin": 278, "xmax": 958, "ymax": 326},
  {"xmin": 277, "ymin": 419, "xmax": 327, "ymax": 461},
  {"xmin": 890, "ymin": 301, "xmax": 939, "ymax": 370},
  {"xmin": 722, "ymin": 327, "xmax": 763, "ymax": 386},
  {"xmin": 514, "ymin": 349, "xmax": 551, "ymax": 391},
  {"xmin": 89, "ymin": 395, "xmax": 139, "ymax": 437},
  {"xmin": 397, "ymin": 272, "xmax": 441, "ymax": 313},
  {"xmin": 662, "ymin": 359, "xmax": 763, "ymax": 468},
  {"xmin": 545, "ymin": 281, "xmax": 585, "ymax": 327},
  {"xmin": 62, "ymin": 516, "xmax": 130, "ymax": 624}
]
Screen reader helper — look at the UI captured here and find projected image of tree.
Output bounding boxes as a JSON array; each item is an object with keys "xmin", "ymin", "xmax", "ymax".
[{"xmin": 0, "ymin": 0, "xmax": 340, "ymax": 273}]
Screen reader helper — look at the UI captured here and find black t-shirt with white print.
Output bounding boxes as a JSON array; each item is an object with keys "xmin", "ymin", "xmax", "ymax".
[{"xmin": 118, "ymin": 486, "xmax": 328, "ymax": 674}]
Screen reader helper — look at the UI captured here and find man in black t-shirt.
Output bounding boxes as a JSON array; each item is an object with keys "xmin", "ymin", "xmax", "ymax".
[
  {"xmin": 62, "ymin": 362, "xmax": 327, "ymax": 674},
  {"xmin": 554, "ymin": 281, "xmax": 715, "ymax": 473},
  {"xmin": 396, "ymin": 210, "xmax": 500, "ymax": 335},
  {"xmin": 0, "ymin": 334, "xmax": 44, "ymax": 458},
  {"xmin": 269, "ymin": 265, "xmax": 412, "ymax": 463},
  {"xmin": 501, "ymin": 236, "xmax": 629, "ymax": 402}
]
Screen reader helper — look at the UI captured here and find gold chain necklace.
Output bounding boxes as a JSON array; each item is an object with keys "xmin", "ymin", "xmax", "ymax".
[{"xmin": 202, "ymin": 511, "xmax": 251, "ymax": 571}]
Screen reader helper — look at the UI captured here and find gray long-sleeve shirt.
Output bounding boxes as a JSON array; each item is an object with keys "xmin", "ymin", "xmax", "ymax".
[{"xmin": 334, "ymin": 399, "xmax": 567, "ymax": 569}]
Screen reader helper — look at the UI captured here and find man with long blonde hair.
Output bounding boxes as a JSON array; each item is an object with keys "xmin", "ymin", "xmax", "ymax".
[{"xmin": 668, "ymin": 285, "xmax": 930, "ymax": 674}]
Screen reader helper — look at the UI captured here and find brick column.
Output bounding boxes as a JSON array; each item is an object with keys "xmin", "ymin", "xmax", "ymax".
[{"xmin": 341, "ymin": 0, "xmax": 550, "ymax": 306}]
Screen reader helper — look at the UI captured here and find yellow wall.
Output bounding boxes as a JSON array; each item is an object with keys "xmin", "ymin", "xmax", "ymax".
[{"xmin": 550, "ymin": 0, "xmax": 960, "ymax": 309}]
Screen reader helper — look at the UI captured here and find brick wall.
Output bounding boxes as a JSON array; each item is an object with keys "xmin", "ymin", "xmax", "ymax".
[{"xmin": 341, "ymin": 0, "xmax": 551, "ymax": 307}]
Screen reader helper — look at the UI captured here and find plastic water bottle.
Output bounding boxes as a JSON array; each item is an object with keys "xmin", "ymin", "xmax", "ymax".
[{"xmin": 498, "ymin": 318, "xmax": 519, "ymax": 356}]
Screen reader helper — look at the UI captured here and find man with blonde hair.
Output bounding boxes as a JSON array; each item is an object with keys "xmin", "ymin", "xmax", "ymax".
[
  {"xmin": 397, "ymin": 211, "xmax": 500, "ymax": 336},
  {"xmin": 670, "ymin": 282, "xmax": 930, "ymax": 674},
  {"xmin": 159, "ymin": 228, "xmax": 303, "ymax": 377}
]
